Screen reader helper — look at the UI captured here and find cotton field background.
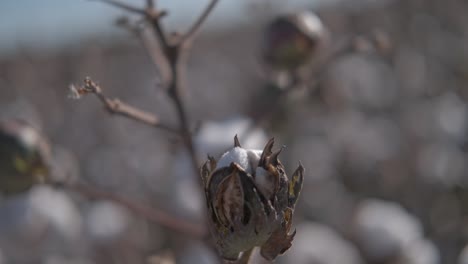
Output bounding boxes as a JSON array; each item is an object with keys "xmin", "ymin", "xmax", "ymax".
[{"xmin": 1, "ymin": 0, "xmax": 468, "ymax": 263}]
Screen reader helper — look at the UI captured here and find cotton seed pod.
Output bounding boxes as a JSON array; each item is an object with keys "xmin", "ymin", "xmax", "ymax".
[
  {"xmin": 201, "ymin": 135, "xmax": 304, "ymax": 261},
  {"xmin": 0, "ymin": 119, "xmax": 51, "ymax": 196},
  {"xmin": 262, "ymin": 11, "xmax": 325, "ymax": 70}
]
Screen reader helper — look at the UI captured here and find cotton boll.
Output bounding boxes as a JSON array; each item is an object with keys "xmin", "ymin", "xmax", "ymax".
[
  {"xmin": 217, "ymin": 147, "xmax": 250, "ymax": 172},
  {"xmin": 0, "ymin": 186, "xmax": 82, "ymax": 261},
  {"xmin": 171, "ymin": 117, "xmax": 267, "ymax": 220},
  {"xmin": 400, "ymin": 239, "xmax": 440, "ymax": 264},
  {"xmin": 352, "ymin": 199, "xmax": 423, "ymax": 262},
  {"xmin": 85, "ymin": 201, "xmax": 130, "ymax": 244},
  {"xmin": 29, "ymin": 186, "xmax": 82, "ymax": 241}
]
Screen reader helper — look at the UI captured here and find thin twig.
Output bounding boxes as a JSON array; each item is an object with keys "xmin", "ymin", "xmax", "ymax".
[
  {"xmin": 180, "ymin": 0, "xmax": 219, "ymax": 45},
  {"xmin": 164, "ymin": 0, "xmax": 220, "ymax": 175},
  {"xmin": 66, "ymin": 181, "xmax": 206, "ymax": 237},
  {"xmin": 70, "ymin": 77, "xmax": 177, "ymax": 133},
  {"xmin": 147, "ymin": 10, "xmax": 170, "ymax": 52}
]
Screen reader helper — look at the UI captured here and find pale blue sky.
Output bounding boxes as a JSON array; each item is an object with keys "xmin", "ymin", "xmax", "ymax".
[{"xmin": 0, "ymin": 0, "xmax": 321, "ymax": 54}]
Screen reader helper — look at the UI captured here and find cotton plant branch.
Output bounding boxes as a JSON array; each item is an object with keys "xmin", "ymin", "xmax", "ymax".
[
  {"xmin": 91, "ymin": 0, "xmax": 220, "ymax": 176},
  {"xmin": 69, "ymin": 0, "xmax": 219, "ymax": 248},
  {"xmin": 65, "ymin": 181, "xmax": 206, "ymax": 237},
  {"xmin": 69, "ymin": 77, "xmax": 177, "ymax": 133}
]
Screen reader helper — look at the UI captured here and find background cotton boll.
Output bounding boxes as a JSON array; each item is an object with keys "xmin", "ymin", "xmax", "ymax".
[
  {"xmin": 352, "ymin": 199, "xmax": 423, "ymax": 262},
  {"xmin": 400, "ymin": 239, "xmax": 440, "ymax": 264},
  {"xmin": 0, "ymin": 186, "xmax": 81, "ymax": 262},
  {"xmin": 284, "ymin": 222, "xmax": 364, "ymax": 264},
  {"xmin": 84, "ymin": 201, "xmax": 130, "ymax": 243},
  {"xmin": 262, "ymin": 11, "xmax": 326, "ymax": 70},
  {"xmin": 29, "ymin": 186, "xmax": 82, "ymax": 242},
  {"xmin": 0, "ymin": 119, "xmax": 51, "ymax": 196}
]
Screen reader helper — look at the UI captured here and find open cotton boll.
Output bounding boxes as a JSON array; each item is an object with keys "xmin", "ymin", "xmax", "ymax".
[
  {"xmin": 216, "ymin": 147, "xmax": 250, "ymax": 172},
  {"xmin": 216, "ymin": 148, "xmax": 264, "ymax": 175}
]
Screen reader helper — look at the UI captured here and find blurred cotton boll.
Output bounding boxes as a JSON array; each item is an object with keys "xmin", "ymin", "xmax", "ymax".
[
  {"xmin": 0, "ymin": 119, "xmax": 52, "ymax": 196},
  {"xmin": 84, "ymin": 201, "xmax": 130, "ymax": 243},
  {"xmin": 262, "ymin": 11, "xmax": 326, "ymax": 71},
  {"xmin": 284, "ymin": 222, "xmax": 364, "ymax": 264},
  {"xmin": 0, "ymin": 186, "xmax": 82, "ymax": 262},
  {"xmin": 352, "ymin": 199, "xmax": 423, "ymax": 262},
  {"xmin": 30, "ymin": 186, "xmax": 82, "ymax": 241},
  {"xmin": 400, "ymin": 239, "xmax": 440, "ymax": 264}
]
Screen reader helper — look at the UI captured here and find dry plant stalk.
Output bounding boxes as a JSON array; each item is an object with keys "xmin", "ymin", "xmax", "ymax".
[{"xmin": 69, "ymin": 0, "xmax": 219, "ymax": 245}]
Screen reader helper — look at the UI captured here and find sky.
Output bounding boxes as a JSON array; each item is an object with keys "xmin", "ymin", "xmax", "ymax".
[{"xmin": 0, "ymin": 0, "xmax": 324, "ymax": 55}]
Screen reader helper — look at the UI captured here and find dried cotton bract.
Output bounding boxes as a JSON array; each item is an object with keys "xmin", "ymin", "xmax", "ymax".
[{"xmin": 201, "ymin": 136, "xmax": 304, "ymax": 261}]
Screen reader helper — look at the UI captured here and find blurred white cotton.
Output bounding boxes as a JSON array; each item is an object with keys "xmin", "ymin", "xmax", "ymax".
[
  {"xmin": 352, "ymin": 199, "xmax": 423, "ymax": 261},
  {"xmin": 400, "ymin": 239, "xmax": 440, "ymax": 264},
  {"xmin": 0, "ymin": 186, "xmax": 82, "ymax": 262},
  {"xmin": 85, "ymin": 201, "xmax": 130, "ymax": 243},
  {"xmin": 30, "ymin": 186, "xmax": 82, "ymax": 241}
]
